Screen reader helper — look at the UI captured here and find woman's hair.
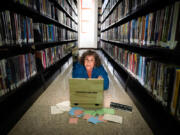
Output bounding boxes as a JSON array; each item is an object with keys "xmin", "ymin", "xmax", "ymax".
[{"xmin": 80, "ymin": 50, "xmax": 101, "ymax": 67}]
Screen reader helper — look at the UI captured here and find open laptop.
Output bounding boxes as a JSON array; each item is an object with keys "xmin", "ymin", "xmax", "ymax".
[{"xmin": 69, "ymin": 78, "xmax": 104, "ymax": 109}]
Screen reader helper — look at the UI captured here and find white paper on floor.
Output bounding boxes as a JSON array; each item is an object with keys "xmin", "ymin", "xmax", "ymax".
[
  {"xmin": 103, "ymin": 114, "xmax": 123, "ymax": 124},
  {"xmin": 56, "ymin": 100, "xmax": 71, "ymax": 112},
  {"xmin": 51, "ymin": 100, "xmax": 72, "ymax": 115},
  {"xmin": 51, "ymin": 106, "xmax": 64, "ymax": 114}
]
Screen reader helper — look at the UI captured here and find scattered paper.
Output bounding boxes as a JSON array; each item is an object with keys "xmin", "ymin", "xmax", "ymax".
[
  {"xmin": 74, "ymin": 110, "xmax": 84, "ymax": 117},
  {"xmin": 69, "ymin": 107, "xmax": 84, "ymax": 116},
  {"xmin": 74, "ymin": 110, "xmax": 83, "ymax": 115},
  {"xmin": 69, "ymin": 117, "xmax": 78, "ymax": 124},
  {"xmin": 83, "ymin": 110, "xmax": 97, "ymax": 116},
  {"xmin": 103, "ymin": 114, "xmax": 123, "ymax": 124},
  {"xmin": 83, "ymin": 114, "xmax": 92, "ymax": 120},
  {"xmin": 56, "ymin": 100, "xmax": 71, "ymax": 112},
  {"xmin": 88, "ymin": 117, "xmax": 103, "ymax": 124},
  {"xmin": 103, "ymin": 108, "xmax": 115, "ymax": 115},
  {"xmin": 81, "ymin": 108, "xmax": 115, "ymax": 117},
  {"xmin": 98, "ymin": 115, "xmax": 107, "ymax": 122},
  {"xmin": 96, "ymin": 109, "xmax": 104, "ymax": 115},
  {"xmin": 56, "ymin": 100, "xmax": 70, "ymax": 107},
  {"xmin": 51, "ymin": 106, "xmax": 64, "ymax": 114}
]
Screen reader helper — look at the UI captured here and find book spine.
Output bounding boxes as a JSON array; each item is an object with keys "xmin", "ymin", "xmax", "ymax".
[{"xmin": 171, "ymin": 69, "xmax": 180, "ymax": 115}]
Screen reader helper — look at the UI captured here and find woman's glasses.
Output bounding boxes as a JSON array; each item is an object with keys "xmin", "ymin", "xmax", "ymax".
[{"xmin": 84, "ymin": 58, "xmax": 95, "ymax": 63}]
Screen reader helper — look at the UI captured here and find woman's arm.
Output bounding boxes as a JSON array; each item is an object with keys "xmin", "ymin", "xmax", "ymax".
[
  {"xmin": 72, "ymin": 62, "xmax": 87, "ymax": 78},
  {"xmin": 97, "ymin": 66, "xmax": 109, "ymax": 90}
]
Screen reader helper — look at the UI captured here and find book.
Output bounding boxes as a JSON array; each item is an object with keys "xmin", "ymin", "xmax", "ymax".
[
  {"xmin": 0, "ymin": 59, "xmax": 8, "ymax": 94},
  {"xmin": 25, "ymin": 54, "xmax": 30, "ymax": 79},
  {"xmin": 160, "ymin": 5, "xmax": 172, "ymax": 48},
  {"xmin": 170, "ymin": 69, "xmax": 180, "ymax": 116},
  {"xmin": 110, "ymin": 102, "xmax": 133, "ymax": 112},
  {"xmin": 167, "ymin": 1, "xmax": 180, "ymax": 49},
  {"xmin": 148, "ymin": 12, "xmax": 156, "ymax": 46},
  {"xmin": 176, "ymin": 86, "xmax": 180, "ymax": 120},
  {"xmin": 144, "ymin": 14, "xmax": 149, "ymax": 45}
]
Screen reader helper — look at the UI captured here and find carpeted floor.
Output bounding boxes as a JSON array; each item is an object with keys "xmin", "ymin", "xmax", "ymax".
[{"xmin": 8, "ymin": 52, "xmax": 153, "ymax": 135}]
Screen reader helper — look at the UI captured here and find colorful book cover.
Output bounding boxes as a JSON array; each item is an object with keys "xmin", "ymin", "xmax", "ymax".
[
  {"xmin": 25, "ymin": 54, "xmax": 30, "ymax": 79},
  {"xmin": 149, "ymin": 12, "xmax": 156, "ymax": 46},
  {"xmin": 138, "ymin": 17, "xmax": 142, "ymax": 45},
  {"xmin": 141, "ymin": 16, "xmax": 146, "ymax": 46},
  {"xmin": 138, "ymin": 56, "xmax": 142, "ymax": 78},
  {"xmin": 144, "ymin": 14, "xmax": 149, "ymax": 45}
]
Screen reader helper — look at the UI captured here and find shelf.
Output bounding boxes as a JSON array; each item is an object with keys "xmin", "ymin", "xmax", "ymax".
[
  {"xmin": 4, "ymin": 1, "xmax": 77, "ymax": 32},
  {"xmin": 0, "ymin": 40, "xmax": 77, "ymax": 59},
  {"xmin": 101, "ymin": 0, "xmax": 121, "ymax": 24},
  {"xmin": 100, "ymin": 39, "xmax": 180, "ymax": 65},
  {"xmin": 101, "ymin": 0, "xmax": 110, "ymax": 16},
  {"xmin": 102, "ymin": 48, "xmax": 169, "ymax": 107},
  {"xmin": 41, "ymin": 52, "xmax": 71, "ymax": 74},
  {"xmin": 101, "ymin": 0, "xmax": 178, "ymax": 32},
  {"xmin": 66, "ymin": 0, "xmax": 78, "ymax": 16},
  {"xmin": 100, "ymin": 0, "xmax": 180, "ymax": 134},
  {"xmin": 0, "ymin": 73, "xmax": 38, "ymax": 103},
  {"xmin": 0, "ymin": 45, "xmax": 34, "ymax": 60},
  {"xmin": 0, "ymin": 51, "xmax": 71, "ymax": 104},
  {"xmin": 101, "ymin": 48, "xmax": 180, "ymax": 134},
  {"xmin": 34, "ymin": 40, "xmax": 78, "ymax": 50},
  {"xmin": 0, "ymin": 51, "xmax": 72, "ymax": 135},
  {"xmin": 50, "ymin": 0, "xmax": 78, "ymax": 24},
  {"xmin": 0, "ymin": 1, "xmax": 77, "ymax": 135}
]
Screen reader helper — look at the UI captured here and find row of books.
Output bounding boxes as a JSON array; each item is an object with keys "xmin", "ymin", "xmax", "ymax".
[
  {"xmin": 0, "ymin": 11, "xmax": 34, "ymax": 45},
  {"xmin": 101, "ymin": 2, "xmax": 121, "ymax": 27},
  {"xmin": 0, "ymin": 53, "xmax": 37, "ymax": 97},
  {"xmin": 32, "ymin": 23, "xmax": 77, "ymax": 43},
  {"xmin": 68, "ymin": 0, "xmax": 78, "ymax": 14},
  {"xmin": 35, "ymin": 42, "xmax": 74, "ymax": 69},
  {"xmin": 101, "ymin": 42, "xmax": 180, "ymax": 119},
  {"xmin": 57, "ymin": 9, "xmax": 78, "ymax": 30},
  {"xmin": 101, "ymin": 1, "xmax": 180, "ymax": 49},
  {"xmin": 14, "ymin": 0, "xmax": 54, "ymax": 18},
  {"xmin": 102, "ymin": 0, "xmax": 148, "ymax": 23},
  {"xmin": 102, "ymin": 0, "xmax": 118, "ymax": 21},
  {"xmin": 57, "ymin": 0, "xmax": 78, "ymax": 19},
  {"xmin": 13, "ymin": 0, "xmax": 78, "ymax": 30},
  {"xmin": 0, "ymin": 10, "xmax": 78, "ymax": 46},
  {"xmin": 102, "ymin": 1, "xmax": 180, "ymax": 32},
  {"xmin": 0, "ymin": 41, "xmax": 76, "ymax": 97},
  {"xmin": 102, "ymin": 0, "xmax": 108, "ymax": 12},
  {"xmin": 97, "ymin": 1, "xmax": 102, "ymax": 48}
]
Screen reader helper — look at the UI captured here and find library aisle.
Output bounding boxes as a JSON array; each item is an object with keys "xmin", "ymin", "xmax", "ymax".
[{"xmin": 8, "ymin": 55, "xmax": 153, "ymax": 135}]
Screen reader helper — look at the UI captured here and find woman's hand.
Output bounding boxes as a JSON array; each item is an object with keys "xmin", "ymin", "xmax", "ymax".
[{"xmin": 98, "ymin": 76, "xmax": 102, "ymax": 79}]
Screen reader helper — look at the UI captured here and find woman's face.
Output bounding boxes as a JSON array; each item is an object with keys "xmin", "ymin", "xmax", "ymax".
[{"xmin": 84, "ymin": 55, "xmax": 95, "ymax": 71}]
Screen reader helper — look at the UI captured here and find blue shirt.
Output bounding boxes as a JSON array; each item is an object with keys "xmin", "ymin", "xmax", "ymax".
[{"xmin": 72, "ymin": 62, "xmax": 109, "ymax": 90}]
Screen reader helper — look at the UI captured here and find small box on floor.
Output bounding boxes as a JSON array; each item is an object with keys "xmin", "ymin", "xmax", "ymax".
[{"xmin": 69, "ymin": 78, "xmax": 104, "ymax": 109}]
